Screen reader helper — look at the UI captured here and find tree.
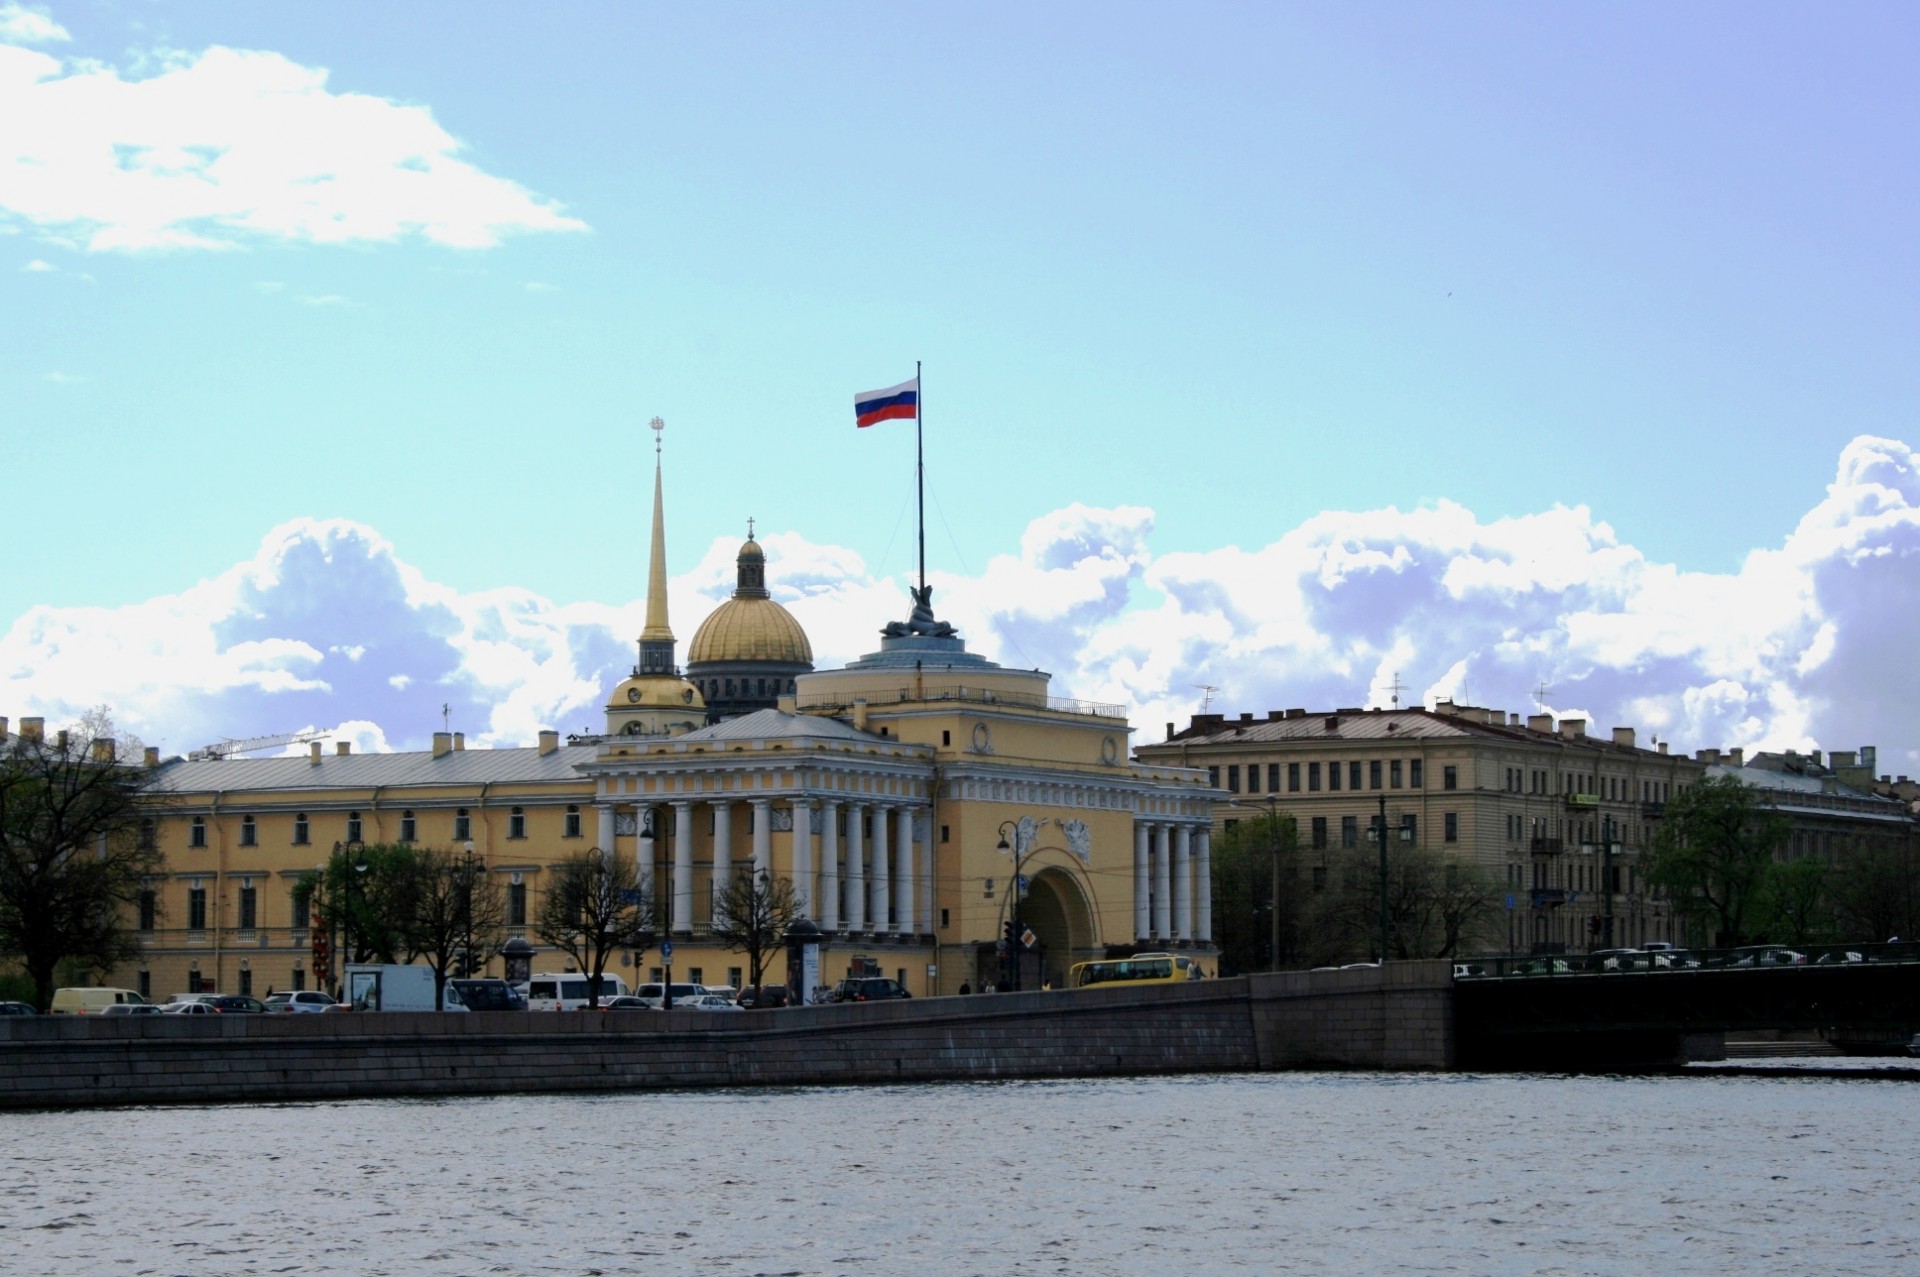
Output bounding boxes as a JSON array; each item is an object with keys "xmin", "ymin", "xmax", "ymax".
[
  {"xmin": 298, "ymin": 842, "xmax": 430, "ymax": 972},
  {"xmin": 535, "ymin": 848, "xmax": 653, "ymax": 1003},
  {"xmin": 406, "ymin": 845, "xmax": 508, "ymax": 1004},
  {"xmin": 1209, "ymin": 811, "xmax": 1302, "ymax": 974},
  {"xmin": 1642, "ymin": 774, "xmax": 1790, "ymax": 948},
  {"xmin": 0, "ymin": 717, "xmax": 163, "ymax": 1009},
  {"xmin": 1300, "ymin": 845, "xmax": 1501, "ymax": 965},
  {"xmin": 1828, "ymin": 835, "xmax": 1920, "ymax": 944},
  {"xmin": 709, "ymin": 867, "xmax": 801, "ymax": 992}
]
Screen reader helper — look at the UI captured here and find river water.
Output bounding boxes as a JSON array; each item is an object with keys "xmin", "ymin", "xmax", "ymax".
[{"xmin": 3, "ymin": 1066, "xmax": 1917, "ymax": 1276}]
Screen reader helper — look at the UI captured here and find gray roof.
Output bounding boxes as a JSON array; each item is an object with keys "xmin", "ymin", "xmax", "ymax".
[
  {"xmin": 147, "ymin": 744, "xmax": 600, "ymax": 795},
  {"xmin": 1164, "ymin": 707, "xmax": 1679, "ymax": 759},
  {"xmin": 674, "ymin": 708, "xmax": 887, "ymax": 746}
]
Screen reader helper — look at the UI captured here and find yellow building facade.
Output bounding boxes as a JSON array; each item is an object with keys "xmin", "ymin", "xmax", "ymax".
[{"xmin": 83, "ymin": 425, "xmax": 1215, "ymax": 1000}]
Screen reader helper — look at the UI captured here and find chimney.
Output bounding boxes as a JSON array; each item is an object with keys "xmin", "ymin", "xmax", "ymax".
[
  {"xmin": 90, "ymin": 738, "xmax": 115, "ymax": 762},
  {"xmin": 1658, "ymin": 742, "xmax": 1668, "ymax": 755},
  {"xmin": 143, "ymin": 746, "xmax": 159, "ymax": 767},
  {"xmin": 1509, "ymin": 713, "xmax": 1521, "ymax": 727},
  {"xmin": 1559, "ymin": 718, "xmax": 1587, "ymax": 739},
  {"xmin": 453, "ymin": 732, "xmax": 465, "ymax": 751},
  {"xmin": 1268, "ymin": 710, "xmax": 1285, "ymax": 721},
  {"xmin": 1698, "ymin": 748, "xmax": 1720, "ymax": 765},
  {"xmin": 852, "ymin": 699, "xmax": 869, "ymax": 732},
  {"xmin": 1286, "ymin": 707, "xmax": 1306, "ymax": 718},
  {"xmin": 1166, "ymin": 722, "xmax": 1175, "ymax": 741},
  {"xmin": 538, "ymin": 730, "xmax": 560, "ymax": 756},
  {"xmin": 1527, "ymin": 714, "xmax": 1552, "ymax": 733},
  {"xmin": 21, "ymin": 716, "xmax": 43, "ymax": 741},
  {"xmin": 310, "ymin": 741, "xmax": 323, "ymax": 765},
  {"xmin": 1612, "ymin": 727, "xmax": 1635, "ymax": 749},
  {"xmin": 1239, "ymin": 712, "xmax": 1253, "ymax": 724},
  {"xmin": 433, "ymin": 731, "xmax": 453, "ymax": 758},
  {"xmin": 336, "ymin": 741, "xmax": 352, "ymax": 756},
  {"xmin": 56, "ymin": 729, "xmax": 69, "ymax": 750},
  {"xmin": 0, "ymin": 716, "xmax": 8, "ymax": 740},
  {"xmin": 1324, "ymin": 715, "xmax": 1340, "ymax": 731},
  {"xmin": 1728, "ymin": 747, "xmax": 1744, "ymax": 766}
]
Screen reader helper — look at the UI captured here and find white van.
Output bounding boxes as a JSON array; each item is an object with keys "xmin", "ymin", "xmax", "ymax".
[
  {"xmin": 525, "ymin": 971, "xmax": 628, "ymax": 1011},
  {"xmin": 50, "ymin": 987, "xmax": 149, "ymax": 1015},
  {"xmin": 634, "ymin": 982, "xmax": 706, "ymax": 1008}
]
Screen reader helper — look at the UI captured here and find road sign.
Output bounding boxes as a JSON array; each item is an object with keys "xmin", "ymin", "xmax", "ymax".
[
  {"xmin": 1505, "ymin": 894, "xmax": 1515, "ymax": 911},
  {"xmin": 661, "ymin": 940, "xmax": 674, "ymax": 961},
  {"xmin": 1020, "ymin": 927, "xmax": 1037, "ymax": 950},
  {"xmin": 995, "ymin": 938, "xmax": 1008, "ymax": 954},
  {"xmin": 1015, "ymin": 874, "xmax": 1029, "ymax": 898},
  {"xmin": 619, "ymin": 888, "xmax": 646, "ymax": 906}
]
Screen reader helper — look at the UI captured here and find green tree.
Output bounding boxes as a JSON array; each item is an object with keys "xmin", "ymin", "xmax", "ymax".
[
  {"xmin": 536, "ymin": 848, "xmax": 653, "ymax": 1004},
  {"xmin": 0, "ymin": 716, "xmax": 163, "ymax": 1009},
  {"xmin": 299, "ymin": 842, "xmax": 430, "ymax": 970},
  {"xmin": 406, "ymin": 845, "xmax": 508, "ymax": 1004},
  {"xmin": 709, "ymin": 868, "xmax": 801, "ymax": 993},
  {"xmin": 1756, "ymin": 856, "xmax": 1836, "ymax": 947},
  {"xmin": 1209, "ymin": 810, "xmax": 1301, "ymax": 974},
  {"xmin": 1828, "ymin": 835, "xmax": 1920, "ymax": 944},
  {"xmin": 1302, "ymin": 845, "xmax": 1501, "ymax": 964},
  {"xmin": 1642, "ymin": 774, "xmax": 1790, "ymax": 948}
]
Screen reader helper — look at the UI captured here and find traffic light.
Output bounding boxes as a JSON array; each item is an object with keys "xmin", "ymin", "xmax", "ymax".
[
  {"xmin": 1004, "ymin": 917, "xmax": 1021, "ymax": 950},
  {"xmin": 1588, "ymin": 915, "xmax": 1602, "ymax": 938}
]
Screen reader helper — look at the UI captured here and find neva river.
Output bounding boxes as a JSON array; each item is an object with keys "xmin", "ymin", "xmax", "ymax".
[{"xmin": 3, "ymin": 1067, "xmax": 1917, "ymax": 1276}]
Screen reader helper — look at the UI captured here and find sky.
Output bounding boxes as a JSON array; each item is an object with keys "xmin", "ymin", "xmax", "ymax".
[{"xmin": 4, "ymin": 3, "xmax": 1919, "ymax": 771}]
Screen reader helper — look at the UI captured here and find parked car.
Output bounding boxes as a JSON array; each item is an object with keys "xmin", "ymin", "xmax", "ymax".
[
  {"xmin": 1584, "ymin": 949, "xmax": 1646, "ymax": 972},
  {"xmin": 100, "ymin": 1003, "xmax": 163, "ymax": 1016},
  {"xmin": 447, "ymin": 979, "xmax": 526, "ymax": 1011},
  {"xmin": 599, "ymin": 995, "xmax": 654, "ymax": 1011},
  {"xmin": 684, "ymin": 994, "xmax": 742, "ymax": 1012},
  {"xmin": 50, "ymin": 986, "xmax": 149, "ymax": 1015},
  {"xmin": 199, "ymin": 995, "xmax": 269, "ymax": 1014},
  {"xmin": 264, "ymin": 990, "xmax": 338, "ymax": 1014},
  {"xmin": 1814, "ymin": 950, "xmax": 1866, "ymax": 965},
  {"xmin": 832, "ymin": 977, "xmax": 911, "ymax": 1003},
  {"xmin": 1514, "ymin": 958, "xmax": 1572, "ymax": 976},
  {"xmin": 633, "ymin": 982, "xmax": 706, "ymax": 1008},
  {"xmin": 1733, "ymin": 946, "xmax": 1807, "ymax": 967},
  {"xmin": 159, "ymin": 1000, "xmax": 218, "ymax": 1015},
  {"xmin": 735, "ymin": 985, "xmax": 792, "ymax": 1009},
  {"xmin": 0, "ymin": 1001, "xmax": 38, "ymax": 1015}
]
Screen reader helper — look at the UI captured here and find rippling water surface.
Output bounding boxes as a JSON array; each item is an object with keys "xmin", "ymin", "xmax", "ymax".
[{"xmin": 3, "ymin": 1070, "xmax": 1917, "ymax": 1276}]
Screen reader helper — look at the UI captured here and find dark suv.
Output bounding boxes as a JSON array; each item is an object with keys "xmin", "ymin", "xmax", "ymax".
[
  {"xmin": 736, "ymin": 985, "xmax": 792, "ymax": 1009},
  {"xmin": 832, "ymin": 977, "xmax": 911, "ymax": 1003}
]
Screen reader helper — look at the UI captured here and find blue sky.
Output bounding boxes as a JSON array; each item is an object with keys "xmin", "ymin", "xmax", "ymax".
[{"xmin": 5, "ymin": 3, "xmax": 1920, "ymax": 767}]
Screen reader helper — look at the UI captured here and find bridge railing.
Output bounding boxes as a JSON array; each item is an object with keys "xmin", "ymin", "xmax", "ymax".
[{"xmin": 1453, "ymin": 940, "xmax": 1920, "ymax": 979}]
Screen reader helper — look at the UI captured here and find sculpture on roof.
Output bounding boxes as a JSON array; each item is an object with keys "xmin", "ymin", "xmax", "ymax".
[{"xmin": 883, "ymin": 584, "xmax": 957, "ymax": 639}]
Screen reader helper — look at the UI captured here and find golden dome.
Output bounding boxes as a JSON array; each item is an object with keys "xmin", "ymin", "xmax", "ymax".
[
  {"xmin": 606, "ymin": 674, "xmax": 706, "ymax": 710},
  {"xmin": 688, "ymin": 597, "xmax": 813, "ymax": 665}
]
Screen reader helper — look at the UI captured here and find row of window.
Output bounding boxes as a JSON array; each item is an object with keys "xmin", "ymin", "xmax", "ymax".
[
  {"xmin": 1211, "ymin": 758, "xmax": 1433, "ymax": 795},
  {"xmin": 695, "ymin": 676, "xmax": 798, "ymax": 702},
  {"xmin": 1501, "ymin": 767, "xmax": 1677, "ymax": 803},
  {"xmin": 142, "ymin": 880, "xmax": 535, "ymax": 933},
  {"xmin": 187, "ymin": 806, "xmax": 583, "ymax": 850}
]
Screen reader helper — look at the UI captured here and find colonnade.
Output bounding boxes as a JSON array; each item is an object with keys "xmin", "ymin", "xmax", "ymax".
[
  {"xmin": 1132, "ymin": 820, "xmax": 1214, "ymax": 945},
  {"xmin": 596, "ymin": 798, "xmax": 934, "ymax": 937}
]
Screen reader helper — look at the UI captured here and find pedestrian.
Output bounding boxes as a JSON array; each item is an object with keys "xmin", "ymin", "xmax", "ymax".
[
  {"xmin": 958, "ymin": 981, "xmax": 971, "ymax": 996},
  {"xmin": 984, "ymin": 981, "xmax": 996, "ymax": 994}
]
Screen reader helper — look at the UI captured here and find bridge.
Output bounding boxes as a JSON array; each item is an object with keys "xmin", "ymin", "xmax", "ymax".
[{"xmin": 1453, "ymin": 943, "xmax": 1920, "ymax": 1069}]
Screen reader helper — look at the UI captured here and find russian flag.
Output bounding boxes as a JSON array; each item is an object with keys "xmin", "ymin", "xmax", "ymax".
[{"xmin": 854, "ymin": 376, "xmax": 919, "ymax": 428}]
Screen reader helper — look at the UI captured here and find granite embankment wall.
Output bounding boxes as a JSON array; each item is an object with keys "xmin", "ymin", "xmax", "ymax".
[{"xmin": 0, "ymin": 962, "xmax": 1454, "ymax": 1109}]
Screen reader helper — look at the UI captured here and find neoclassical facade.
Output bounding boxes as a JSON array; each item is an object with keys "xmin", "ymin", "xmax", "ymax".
[{"xmin": 79, "ymin": 425, "xmax": 1215, "ymax": 1000}]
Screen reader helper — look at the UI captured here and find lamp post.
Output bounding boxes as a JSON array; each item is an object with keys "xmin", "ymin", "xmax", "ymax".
[
  {"xmin": 1262, "ymin": 796, "xmax": 1284, "ymax": 971},
  {"xmin": 1368, "ymin": 794, "xmax": 1411, "ymax": 963},
  {"xmin": 995, "ymin": 820, "xmax": 1032, "ymax": 991},
  {"xmin": 1601, "ymin": 814, "xmax": 1619, "ymax": 948}
]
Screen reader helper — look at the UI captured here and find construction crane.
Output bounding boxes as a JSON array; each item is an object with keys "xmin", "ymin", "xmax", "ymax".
[{"xmin": 190, "ymin": 729, "xmax": 327, "ymax": 761}]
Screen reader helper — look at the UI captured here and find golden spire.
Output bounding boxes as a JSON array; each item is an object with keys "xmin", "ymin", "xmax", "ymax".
[{"xmin": 636, "ymin": 416, "xmax": 675, "ymax": 671}]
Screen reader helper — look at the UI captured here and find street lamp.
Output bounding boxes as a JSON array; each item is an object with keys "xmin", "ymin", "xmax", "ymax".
[
  {"xmin": 995, "ymin": 820, "xmax": 1035, "ymax": 991},
  {"xmin": 1260, "ymin": 796, "xmax": 1285, "ymax": 972},
  {"xmin": 1368, "ymin": 794, "xmax": 1413, "ymax": 963},
  {"xmin": 1580, "ymin": 815, "xmax": 1622, "ymax": 950}
]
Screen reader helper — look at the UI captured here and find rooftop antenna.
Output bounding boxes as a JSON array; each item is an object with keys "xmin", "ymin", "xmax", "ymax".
[
  {"xmin": 442, "ymin": 702, "xmax": 451, "ymax": 734},
  {"xmin": 1194, "ymin": 683, "xmax": 1219, "ymax": 713},
  {"xmin": 1387, "ymin": 671, "xmax": 1407, "ymax": 709},
  {"xmin": 1533, "ymin": 679, "xmax": 1554, "ymax": 710}
]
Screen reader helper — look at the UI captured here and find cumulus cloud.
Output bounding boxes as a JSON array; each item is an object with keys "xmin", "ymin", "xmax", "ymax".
[
  {"xmin": 0, "ymin": 36, "xmax": 587, "ymax": 252},
  {"xmin": 4, "ymin": 438, "xmax": 1918, "ymax": 774}
]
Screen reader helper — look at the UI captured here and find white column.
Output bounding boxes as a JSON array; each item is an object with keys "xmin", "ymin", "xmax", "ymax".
[
  {"xmin": 918, "ymin": 812, "xmax": 934, "ymax": 937},
  {"xmin": 1173, "ymin": 824, "xmax": 1192, "ymax": 942},
  {"xmin": 1152, "ymin": 823, "xmax": 1172, "ymax": 940},
  {"xmin": 1134, "ymin": 822, "xmax": 1151, "ymax": 941},
  {"xmin": 820, "ymin": 800, "xmax": 841, "ymax": 931},
  {"xmin": 751, "ymin": 799, "xmax": 771, "ymax": 878},
  {"xmin": 871, "ymin": 804, "xmax": 891, "ymax": 932},
  {"xmin": 791, "ymin": 797, "xmax": 814, "ymax": 918},
  {"xmin": 636, "ymin": 804, "xmax": 657, "ymax": 902},
  {"xmin": 894, "ymin": 806, "xmax": 915, "ymax": 934},
  {"xmin": 671, "ymin": 801, "xmax": 694, "ymax": 935},
  {"xmin": 711, "ymin": 800, "xmax": 733, "ymax": 890},
  {"xmin": 846, "ymin": 804, "xmax": 867, "ymax": 932},
  {"xmin": 597, "ymin": 804, "xmax": 616, "ymax": 854},
  {"xmin": 1196, "ymin": 828, "xmax": 1213, "ymax": 943}
]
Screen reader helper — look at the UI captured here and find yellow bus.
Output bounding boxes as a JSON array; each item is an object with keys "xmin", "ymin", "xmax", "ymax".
[{"xmin": 1068, "ymin": 952, "xmax": 1204, "ymax": 988}]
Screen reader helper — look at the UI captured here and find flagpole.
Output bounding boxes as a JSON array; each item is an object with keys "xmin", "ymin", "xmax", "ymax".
[{"xmin": 916, "ymin": 358, "xmax": 926, "ymax": 597}]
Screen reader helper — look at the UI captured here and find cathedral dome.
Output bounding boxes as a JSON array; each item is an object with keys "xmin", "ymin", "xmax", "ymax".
[
  {"xmin": 687, "ymin": 595, "xmax": 813, "ymax": 665},
  {"xmin": 687, "ymin": 528, "xmax": 815, "ymax": 721}
]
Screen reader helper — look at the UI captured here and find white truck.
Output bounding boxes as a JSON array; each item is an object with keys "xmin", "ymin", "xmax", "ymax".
[{"xmin": 342, "ymin": 964, "xmax": 468, "ymax": 1012}]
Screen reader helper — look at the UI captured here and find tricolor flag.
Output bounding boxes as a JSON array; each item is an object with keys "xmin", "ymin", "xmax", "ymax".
[{"xmin": 854, "ymin": 376, "xmax": 919, "ymax": 428}]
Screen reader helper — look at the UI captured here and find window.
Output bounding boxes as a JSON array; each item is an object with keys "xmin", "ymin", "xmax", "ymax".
[
  {"xmin": 400, "ymin": 810, "xmax": 417, "ymax": 842},
  {"xmin": 1208, "ymin": 766, "xmax": 1220, "ymax": 789},
  {"xmin": 508, "ymin": 882, "xmax": 527, "ymax": 928},
  {"xmin": 1227, "ymin": 765, "xmax": 1240, "ymax": 794},
  {"xmin": 239, "ymin": 815, "xmax": 257, "ymax": 847},
  {"xmin": 565, "ymin": 805, "xmax": 581, "ymax": 838},
  {"xmin": 941, "ymin": 825, "xmax": 950, "ymax": 843},
  {"xmin": 1247, "ymin": 764, "xmax": 1261, "ymax": 794},
  {"xmin": 1409, "ymin": 759, "xmax": 1423, "ymax": 787},
  {"xmin": 138, "ymin": 818, "xmax": 156, "ymax": 851},
  {"xmin": 1390, "ymin": 760, "xmax": 1403, "ymax": 789},
  {"xmin": 347, "ymin": 812, "xmax": 363, "ymax": 842},
  {"xmin": 238, "ymin": 883, "xmax": 257, "ymax": 930},
  {"xmin": 941, "ymin": 908, "xmax": 950, "ymax": 928},
  {"xmin": 292, "ymin": 890, "xmax": 310, "ymax": 930},
  {"xmin": 188, "ymin": 969, "xmax": 205, "ymax": 995},
  {"xmin": 454, "ymin": 808, "xmax": 471, "ymax": 842},
  {"xmin": 1401, "ymin": 814, "xmax": 1417, "ymax": 844},
  {"xmin": 188, "ymin": 886, "xmax": 207, "ymax": 931},
  {"xmin": 291, "ymin": 968, "xmax": 305, "ymax": 992},
  {"xmin": 509, "ymin": 807, "xmax": 526, "ymax": 839},
  {"xmin": 239, "ymin": 968, "xmax": 253, "ymax": 997},
  {"xmin": 190, "ymin": 816, "xmax": 207, "ymax": 848},
  {"xmin": 1310, "ymin": 817, "xmax": 1328, "ymax": 850},
  {"xmin": 1328, "ymin": 762, "xmax": 1341, "ymax": 791},
  {"xmin": 1349, "ymin": 761, "xmax": 1362, "ymax": 790},
  {"xmin": 1341, "ymin": 816, "xmax": 1357, "ymax": 848},
  {"xmin": 138, "ymin": 971, "xmax": 151, "ymax": 999},
  {"xmin": 1443, "ymin": 766, "xmax": 1457, "ymax": 791},
  {"xmin": 138, "ymin": 889, "xmax": 156, "ymax": 932},
  {"xmin": 292, "ymin": 813, "xmax": 309, "ymax": 845},
  {"xmin": 1307, "ymin": 762, "xmax": 1321, "ymax": 792},
  {"xmin": 688, "ymin": 968, "xmax": 704, "ymax": 986},
  {"xmin": 1444, "ymin": 812, "xmax": 1458, "ymax": 843},
  {"xmin": 941, "ymin": 730, "xmax": 951, "ymax": 746},
  {"xmin": 1268, "ymin": 764, "xmax": 1280, "ymax": 793},
  {"xmin": 1288, "ymin": 763, "xmax": 1301, "ymax": 793},
  {"xmin": 1369, "ymin": 761, "xmax": 1382, "ymax": 789}
]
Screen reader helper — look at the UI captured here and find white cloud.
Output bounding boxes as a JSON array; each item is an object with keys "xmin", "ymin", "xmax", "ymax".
[
  {"xmin": 21, "ymin": 256, "xmax": 51, "ymax": 270},
  {"xmin": 5, "ymin": 437, "xmax": 1918, "ymax": 774},
  {"xmin": 0, "ymin": 41, "xmax": 587, "ymax": 252},
  {"xmin": 294, "ymin": 293, "xmax": 349, "ymax": 306},
  {"xmin": 0, "ymin": 3, "xmax": 67, "ymax": 45},
  {"xmin": 43, "ymin": 369, "xmax": 81, "ymax": 382}
]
